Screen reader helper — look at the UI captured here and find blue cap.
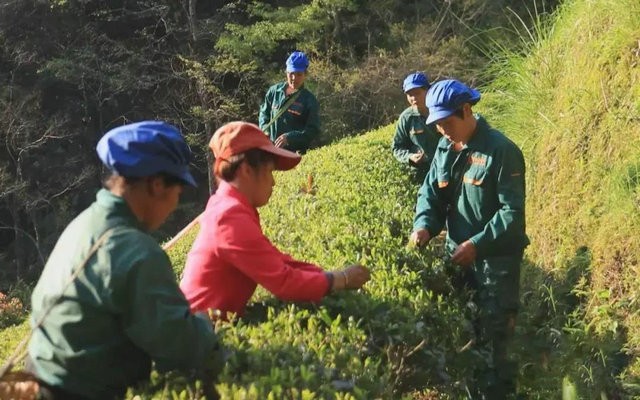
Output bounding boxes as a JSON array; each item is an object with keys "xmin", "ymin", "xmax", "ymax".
[
  {"xmin": 286, "ymin": 51, "xmax": 309, "ymax": 73},
  {"xmin": 425, "ymin": 79, "xmax": 481, "ymax": 125},
  {"xmin": 402, "ymin": 72, "xmax": 430, "ymax": 93},
  {"xmin": 96, "ymin": 121, "xmax": 197, "ymax": 187}
]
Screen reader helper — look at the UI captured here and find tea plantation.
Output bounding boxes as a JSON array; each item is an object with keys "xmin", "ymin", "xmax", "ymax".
[
  {"xmin": 139, "ymin": 126, "xmax": 481, "ymax": 399},
  {"xmin": 0, "ymin": 126, "xmax": 481, "ymax": 399},
  {"xmin": 2, "ymin": 0, "xmax": 639, "ymax": 397}
]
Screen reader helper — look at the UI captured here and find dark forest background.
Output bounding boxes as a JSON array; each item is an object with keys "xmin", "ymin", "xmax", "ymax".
[{"xmin": 0, "ymin": 0, "xmax": 558, "ymax": 286}]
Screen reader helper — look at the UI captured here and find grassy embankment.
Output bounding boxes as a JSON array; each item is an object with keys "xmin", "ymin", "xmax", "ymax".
[{"xmin": 479, "ymin": 0, "xmax": 640, "ymax": 397}]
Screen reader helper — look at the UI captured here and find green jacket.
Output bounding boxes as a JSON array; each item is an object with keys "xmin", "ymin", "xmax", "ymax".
[
  {"xmin": 259, "ymin": 81, "xmax": 320, "ymax": 153},
  {"xmin": 392, "ymin": 106, "xmax": 441, "ymax": 172},
  {"xmin": 414, "ymin": 115, "xmax": 530, "ymax": 258},
  {"xmin": 29, "ymin": 189, "xmax": 220, "ymax": 399}
]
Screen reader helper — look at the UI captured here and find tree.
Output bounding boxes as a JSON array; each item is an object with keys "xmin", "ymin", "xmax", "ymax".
[{"xmin": 0, "ymin": 0, "xmax": 247, "ymax": 283}]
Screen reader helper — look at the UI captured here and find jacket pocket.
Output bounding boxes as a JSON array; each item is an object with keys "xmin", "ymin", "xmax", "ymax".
[{"xmin": 462, "ymin": 167, "xmax": 487, "ymax": 186}]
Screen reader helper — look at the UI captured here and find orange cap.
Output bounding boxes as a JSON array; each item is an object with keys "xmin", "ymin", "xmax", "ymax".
[{"xmin": 210, "ymin": 121, "xmax": 301, "ymax": 175}]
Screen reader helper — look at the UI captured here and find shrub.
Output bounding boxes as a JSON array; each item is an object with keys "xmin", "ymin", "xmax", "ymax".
[
  {"xmin": 0, "ymin": 292, "xmax": 26, "ymax": 330},
  {"xmin": 144, "ymin": 126, "xmax": 478, "ymax": 399}
]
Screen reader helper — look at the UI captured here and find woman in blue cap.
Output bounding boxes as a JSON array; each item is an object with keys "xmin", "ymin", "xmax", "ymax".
[
  {"xmin": 27, "ymin": 121, "xmax": 223, "ymax": 399},
  {"xmin": 259, "ymin": 51, "xmax": 320, "ymax": 154},
  {"xmin": 410, "ymin": 79, "xmax": 529, "ymax": 399},
  {"xmin": 391, "ymin": 72, "xmax": 441, "ymax": 183}
]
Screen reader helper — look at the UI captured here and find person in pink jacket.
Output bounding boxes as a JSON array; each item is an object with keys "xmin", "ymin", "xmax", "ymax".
[{"xmin": 180, "ymin": 121, "xmax": 370, "ymax": 319}]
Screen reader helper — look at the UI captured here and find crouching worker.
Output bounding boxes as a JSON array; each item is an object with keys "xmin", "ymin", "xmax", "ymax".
[
  {"xmin": 27, "ymin": 121, "xmax": 223, "ymax": 400},
  {"xmin": 180, "ymin": 121, "xmax": 371, "ymax": 319}
]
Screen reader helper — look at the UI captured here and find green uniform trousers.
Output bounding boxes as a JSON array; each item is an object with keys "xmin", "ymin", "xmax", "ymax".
[{"xmin": 448, "ymin": 242, "xmax": 522, "ymax": 399}]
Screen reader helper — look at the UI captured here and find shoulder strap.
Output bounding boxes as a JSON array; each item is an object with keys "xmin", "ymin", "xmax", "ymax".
[
  {"xmin": 262, "ymin": 89, "xmax": 303, "ymax": 134},
  {"xmin": 0, "ymin": 227, "xmax": 118, "ymax": 379}
]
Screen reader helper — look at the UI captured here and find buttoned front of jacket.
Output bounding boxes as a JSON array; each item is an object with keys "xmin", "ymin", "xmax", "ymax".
[
  {"xmin": 392, "ymin": 106, "xmax": 441, "ymax": 172},
  {"xmin": 259, "ymin": 82, "xmax": 320, "ymax": 153},
  {"xmin": 414, "ymin": 115, "xmax": 530, "ymax": 258}
]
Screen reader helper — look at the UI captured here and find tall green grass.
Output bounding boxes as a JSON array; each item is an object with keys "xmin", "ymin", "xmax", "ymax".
[{"xmin": 479, "ymin": 0, "xmax": 640, "ymax": 396}]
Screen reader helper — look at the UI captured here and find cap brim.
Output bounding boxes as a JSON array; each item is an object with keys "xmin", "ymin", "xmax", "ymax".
[
  {"xmin": 426, "ymin": 106, "xmax": 456, "ymax": 125},
  {"xmin": 258, "ymin": 144, "xmax": 302, "ymax": 171},
  {"xmin": 403, "ymin": 83, "xmax": 426, "ymax": 93},
  {"xmin": 178, "ymin": 170, "xmax": 198, "ymax": 187},
  {"xmin": 469, "ymin": 88, "xmax": 481, "ymax": 104}
]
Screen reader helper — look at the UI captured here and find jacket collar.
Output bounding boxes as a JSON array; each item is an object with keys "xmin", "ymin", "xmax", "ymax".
[
  {"xmin": 465, "ymin": 115, "xmax": 490, "ymax": 151},
  {"xmin": 95, "ymin": 188, "xmax": 144, "ymax": 230},
  {"xmin": 437, "ymin": 114, "xmax": 490, "ymax": 151},
  {"xmin": 216, "ymin": 181, "xmax": 259, "ymax": 217}
]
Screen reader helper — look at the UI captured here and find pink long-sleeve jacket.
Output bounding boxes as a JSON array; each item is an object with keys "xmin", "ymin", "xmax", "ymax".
[{"xmin": 180, "ymin": 181, "xmax": 330, "ymax": 317}]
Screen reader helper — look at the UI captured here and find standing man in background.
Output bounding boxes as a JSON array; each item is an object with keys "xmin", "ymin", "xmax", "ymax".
[
  {"xmin": 410, "ymin": 79, "xmax": 529, "ymax": 399},
  {"xmin": 391, "ymin": 71, "xmax": 441, "ymax": 183},
  {"xmin": 259, "ymin": 51, "xmax": 320, "ymax": 154}
]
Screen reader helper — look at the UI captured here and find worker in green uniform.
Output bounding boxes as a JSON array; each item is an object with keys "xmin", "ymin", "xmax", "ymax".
[
  {"xmin": 410, "ymin": 79, "xmax": 529, "ymax": 399},
  {"xmin": 28, "ymin": 121, "xmax": 223, "ymax": 400},
  {"xmin": 259, "ymin": 51, "xmax": 320, "ymax": 154},
  {"xmin": 392, "ymin": 71, "xmax": 441, "ymax": 183}
]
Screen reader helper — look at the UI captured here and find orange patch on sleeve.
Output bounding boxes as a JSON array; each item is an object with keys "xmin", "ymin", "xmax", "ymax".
[{"xmin": 463, "ymin": 177, "xmax": 483, "ymax": 185}]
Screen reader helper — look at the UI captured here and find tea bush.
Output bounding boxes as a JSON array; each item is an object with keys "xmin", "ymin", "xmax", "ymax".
[
  {"xmin": 0, "ymin": 321, "xmax": 30, "ymax": 363},
  {"xmin": 0, "ymin": 127, "xmax": 477, "ymax": 399},
  {"xmin": 128, "ymin": 127, "xmax": 479, "ymax": 399}
]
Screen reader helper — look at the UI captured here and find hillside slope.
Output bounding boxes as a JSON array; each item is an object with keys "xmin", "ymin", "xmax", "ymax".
[
  {"xmin": 2, "ymin": 0, "xmax": 638, "ymax": 397},
  {"xmin": 479, "ymin": 0, "xmax": 640, "ymax": 396},
  {"xmin": 152, "ymin": 127, "xmax": 477, "ymax": 399}
]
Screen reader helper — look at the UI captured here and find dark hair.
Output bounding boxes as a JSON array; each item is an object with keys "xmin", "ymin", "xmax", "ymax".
[
  {"xmin": 104, "ymin": 172, "xmax": 185, "ymax": 189},
  {"xmin": 451, "ymin": 108, "xmax": 465, "ymax": 119},
  {"xmin": 217, "ymin": 148, "xmax": 276, "ymax": 182},
  {"xmin": 158, "ymin": 172, "xmax": 187, "ymax": 187},
  {"xmin": 450, "ymin": 104, "xmax": 469, "ymax": 119}
]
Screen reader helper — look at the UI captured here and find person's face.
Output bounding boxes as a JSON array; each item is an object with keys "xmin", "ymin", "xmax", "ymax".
[
  {"xmin": 405, "ymin": 87, "xmax": 427, "ymax": 108},
  {"xmin": 286, "ymin": 71, "xmax": 307, "ymax": 90},
  {"xmin": 247, "ymin": 160, "xmax": 276, "ymax": 208},
  {"xmin": 434, "ymin": 104, "xmax": 474, "ymax": 142},
  {"xmin": 146, "ymin": 177, "xmax": 183, "ymax": 230}
]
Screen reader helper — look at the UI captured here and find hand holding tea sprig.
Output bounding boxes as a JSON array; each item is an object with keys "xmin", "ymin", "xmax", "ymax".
[
  {"xmin": 410, "ymin": 229, "xmax": 477, "ymax": 267},
  {"xmin": 408, "ymin": 151, "xmax": 425, "ymax": 164},
  {"xmin": 274, "ymin": 134, "xmax": 288, "ymax": 148},
  {"xmin": 331, "ymin": 264, "xmax": 370, "ymax": 290},
  {"xmin": 410, "ymin": 228, "xmax": 430, "ymax": 247},
  {"xmin": 450, "ymin": 240, "xmax": 476, "ymax": 267}
]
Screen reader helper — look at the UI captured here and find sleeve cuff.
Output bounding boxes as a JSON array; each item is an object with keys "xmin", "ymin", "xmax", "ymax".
[
  {"xmin": 413, "ymin": 217, "xmax": 429, "ymax": 233},
  {"xmin": 469, "ymin": 235, "xmax": 488, "ymax": 258},
  {"xmin": 324, "ymin": 272, "xmax": 334, "ymax": 295}
]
